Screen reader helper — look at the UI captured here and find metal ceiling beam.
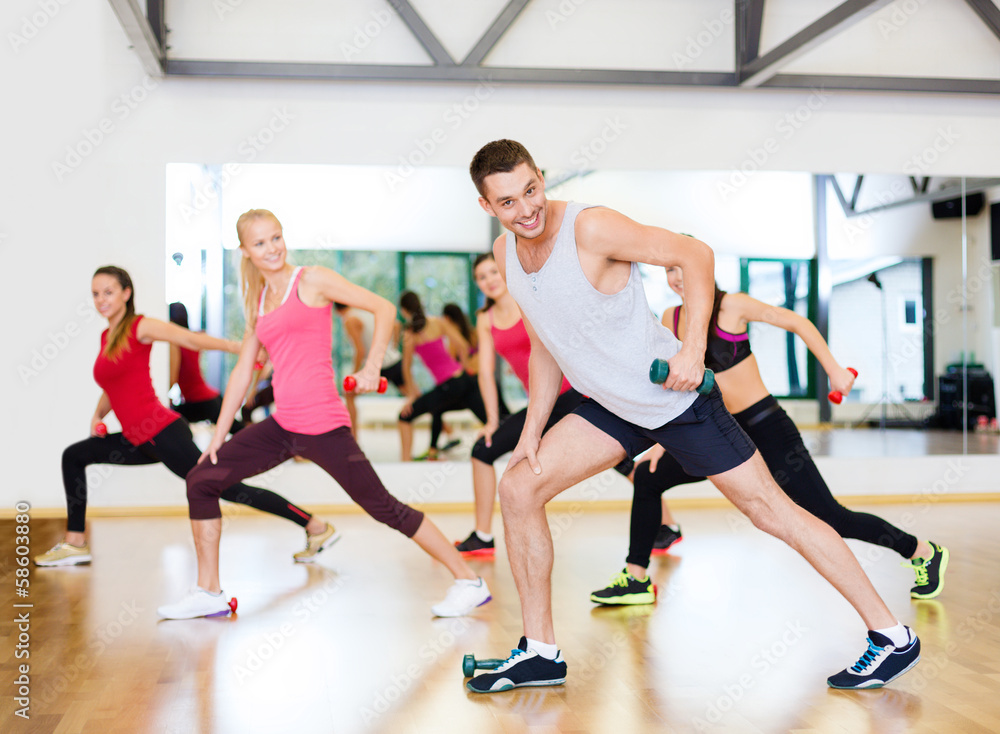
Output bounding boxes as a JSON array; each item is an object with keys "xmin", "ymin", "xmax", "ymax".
[
  {"xmin": 390, "ymin": 0, "xmax": 455, "ymax": 66},
  {"xmin": 146, "ymin": 0, "xmax": 166, "ymax": 50},
  {"xmin": 736, "ymin": 0, "xmax": 766, "ymax": 70},
  {"xmin": 849, "ymin": 174, "xmax": 864, "ymax": 210},
  {"xmin": 829, "ymin": 175, "xmax": 853, "ymax": 216},
  {"xmin": 831, "ymin": 176, "xmax": 1000, "ymax": 218},
  {"xmin": 963, "ymin": 0, "xmax": 1000, "ymax": 44},
  {"xmin": 763, "ymin": 73, "xmax": 1000, "ymax": 95},
  {"xmin": 461, "ymin": 0, "xmax": 531, "ymax": 67},
  {"xmin": 163, "ymin": 60, "xmax": 1000, "ymax": 95},
  {"xmin": 106, "ymin": 0, "xmax": 164, "ymax": 76},
  {"xmin": 164, "ymin": 59, "xmax": 735, "ymax": 86},
  {"xmin": 740, "ymin": 0, "xmax": 893, "ymax": 87}
]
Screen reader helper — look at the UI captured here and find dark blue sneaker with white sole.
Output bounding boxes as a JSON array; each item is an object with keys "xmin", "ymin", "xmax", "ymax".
[
  {"xmin": 466, "ymin": 637, "xmax": 567, "ymax": 693},
  {"xmin": 827, "ymin": 627, "xmax": 920, "ymax": 689}
]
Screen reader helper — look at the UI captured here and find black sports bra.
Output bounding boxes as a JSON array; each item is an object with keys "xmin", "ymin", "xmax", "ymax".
[{"xmin": 672, "ymin": 306, "xmax": 753, "ymax": 373}]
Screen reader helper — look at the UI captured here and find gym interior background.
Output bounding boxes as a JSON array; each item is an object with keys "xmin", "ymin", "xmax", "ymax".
[{"xmin": 4, "ymin": 2, "xmax": 1000, "ymax": 731}]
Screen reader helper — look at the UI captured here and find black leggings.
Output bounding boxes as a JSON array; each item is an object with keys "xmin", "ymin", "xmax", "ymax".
[
  {"xmin": 430, "ymin": 377, "xmax": 510, "ymax": 450},
  {"xmin": 400, "ymin": 373, "xmax": 489, "ymax": 448},
  {"xmin": 471, "ymin": 388, "xmax": 634, "ymax": 475},
  {"xmin": 241, "ymin": 383, "xmax": 275, "ymax": 423},
  {"xmin": 61, "ymin": 418, "xmax": 312, "ymax": 533},
  {"xmin": 172, "ymin": 396, "xmax": 245, "ymax": 434},
  {"xmin": 627, "ymin": 395, "xmax": 919, "ymax": 568},
  {"xmin": 472, "ymin": 389, "xmax": 583, "ymax": 465}
]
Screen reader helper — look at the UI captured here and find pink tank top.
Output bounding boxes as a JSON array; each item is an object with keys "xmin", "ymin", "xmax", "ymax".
[
  {"xmin": 255, "ymin": 267, "xmax": 351, "ymax": 434},
  {"xmin": 489, "ymin": 311, "xmax": 571, "ymax": 395},
  {"xmin": 414, "ymin": 335, "xmax": 461, "ymax": 385}
]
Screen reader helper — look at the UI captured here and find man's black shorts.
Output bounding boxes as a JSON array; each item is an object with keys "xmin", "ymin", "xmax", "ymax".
[{"xmin": 574, "ymin": 385, "xmax": 755, "ymax": 477}]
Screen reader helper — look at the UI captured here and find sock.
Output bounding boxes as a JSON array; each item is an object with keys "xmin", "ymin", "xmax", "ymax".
[
  {"xmin": 526, "ymin": 638, "xmax": 558, "ymax": 660},
  {"xmin": 475, "ymin": 531, "xmax": 494, "ymax": 542},
  {"xmin": 874, "ymin": 622, "xmax": 908, "ymax": 648},
  {"xmin": 197, "ymin": 587, "xmax": 223, "ymax": 597},
  {"xmin": 666, "ymin": 524, "xmax": 680, "ymax": 532},
  {"xmin": 458, "ymin": 577, "xmax": 481, "ymax": 587}
]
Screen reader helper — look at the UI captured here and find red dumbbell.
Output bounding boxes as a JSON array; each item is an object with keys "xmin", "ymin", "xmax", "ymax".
[
  {"xmin": 94, "ymin": 422, "xmax": 108, "ymax": 437},
  {"xmin": 343, "ymin": 375, "xmax": 388, "ymax": 394},
  {"xmin": 828, "ymin": 368, "xmax": 858, "ymax": 404}
]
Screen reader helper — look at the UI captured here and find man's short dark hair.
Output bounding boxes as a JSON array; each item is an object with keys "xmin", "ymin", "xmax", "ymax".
[{"xmin": 469, "ymin": 139, "xmax": 537, "ymax": 198}]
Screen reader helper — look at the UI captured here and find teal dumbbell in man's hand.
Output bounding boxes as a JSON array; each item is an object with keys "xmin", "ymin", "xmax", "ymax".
[{"xmin": 649, "ymin": 359, "xmax": 715, "ymax": 395}]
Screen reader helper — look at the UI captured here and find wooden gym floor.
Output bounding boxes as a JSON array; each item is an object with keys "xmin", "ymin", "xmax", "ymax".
[{"xmin": 2, "ymin": 500, "xmax": 999, "ymax": 734}]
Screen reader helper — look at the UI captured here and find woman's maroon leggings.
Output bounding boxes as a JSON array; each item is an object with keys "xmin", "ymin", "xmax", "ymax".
[{"xmin": 186, "ymin": 417, "xmax": 423, "ymax": 537}]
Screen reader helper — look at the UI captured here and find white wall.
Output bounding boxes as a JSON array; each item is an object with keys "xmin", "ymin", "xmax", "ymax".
[{"xmin": 6, "ymin": 1, "xmax": 1000, "ymax": 513}]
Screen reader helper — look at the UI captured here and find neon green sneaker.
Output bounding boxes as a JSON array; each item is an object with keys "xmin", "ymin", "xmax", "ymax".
[
  {"xmin": 34, "ymin": 542, "xmax": 92, "ymax": 567},
  {"xmin": 590, "ymin": 569, "xmax": 656, "ymax": 605},
  {"xmin": 906, "ymin": 541, "xmax": 949, "ymax": 599}
]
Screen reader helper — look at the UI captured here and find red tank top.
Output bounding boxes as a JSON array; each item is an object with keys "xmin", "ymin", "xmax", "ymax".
[
  {"xmin": 490, "ymin": 311, "xmax": 570, "ymax": 395},
  {"xmin": 93, "ymin": 316, "xmax": 180, "ymax": 445},
  {"xmin": 177, "ymin": 346, "xmax": 219, "ymax": 403}
]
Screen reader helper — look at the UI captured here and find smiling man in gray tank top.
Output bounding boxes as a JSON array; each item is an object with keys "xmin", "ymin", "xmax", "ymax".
[{"xmin": 462, "ymin": 140, "xmax": 919, "ymax": 695}]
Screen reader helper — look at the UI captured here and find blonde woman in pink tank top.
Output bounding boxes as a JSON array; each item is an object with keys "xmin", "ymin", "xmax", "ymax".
[
  {"xmin": 397, "ymin": 290, "xmax": 490, "ymax": 461},
  {"xmin": 157, "ymin": 209, "xmax": 491, "ymax": 620}
]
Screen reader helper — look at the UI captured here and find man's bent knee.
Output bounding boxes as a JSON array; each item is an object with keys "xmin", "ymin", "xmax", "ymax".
[{"xmin": 497, "ymin": 468, "xmax": 547, "ymax": 511}]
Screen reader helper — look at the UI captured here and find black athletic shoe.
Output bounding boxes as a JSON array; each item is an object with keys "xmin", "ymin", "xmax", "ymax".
[
  {"xmin": 589, "ymin": 569, "xmax": 656, "ymax": 605},
  {"xmin": 907, "ymin": 541, "xmax": 949, "ymax": 599},
  {"xmin": 466, "ymin": 637, "xmax": 567, "ymax": 693},
  {"xmin": 454, "ymin": 531, "xmax": 495, "ymax": 557},
  {"xmin": 827, "ymin": 628, "xmax": 920, "ymax": 689},
  {"xmin": 651, "ymin": 524, "xmax": 683, "ymax": 554}
]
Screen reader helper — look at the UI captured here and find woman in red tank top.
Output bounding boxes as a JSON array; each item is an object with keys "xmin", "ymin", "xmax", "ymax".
[
  {"xmin": 158, "ymin": 209, "xmax": 491, "ymax": 620},
  {"xmin": 167, "ymin": 301, "xmax": 246, "ymax": 434},
  {"xmin": 453, "ymin": 253, "xmax": 584, "ymax": 557},
  {"xmin": 34, "ymin": 266, "xmax": 330, "ymax": 568}
]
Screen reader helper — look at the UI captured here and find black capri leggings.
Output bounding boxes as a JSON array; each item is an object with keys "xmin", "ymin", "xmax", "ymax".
[
  {"xmin": 429, "ymin": 376, "xmax": 510, "ymax": 450},
  {"xmin": 61, "ymin": 418, "xmax": 312, "ymax": 533},
  {"xmin": 626, "ymin": 395, "xmax": 919, "ymax": 568},
  {"xmin": 399, "ymin": 373, "xmax": 489, "ymax": 448},
  {"xmin": 172, "ymin": 396, "xmax": 245, "ymax": 434}
]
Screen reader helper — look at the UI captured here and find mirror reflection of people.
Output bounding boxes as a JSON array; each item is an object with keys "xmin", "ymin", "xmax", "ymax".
[
  {"xmin": 168, "ymin": 302, "xmax": 245, "ymax": 434},
  {"xmin": 397, "ymin": 291, "xmax": 488, "ymax": 461},
  {"xmin": 334, "ymin": 302, "xmax": 404, "ymax": 438}
]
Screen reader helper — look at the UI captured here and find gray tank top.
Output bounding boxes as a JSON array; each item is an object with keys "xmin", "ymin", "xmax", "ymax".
[{"xmin": 505, "ymin": 202, "xmax": 697, "ymax": 429}]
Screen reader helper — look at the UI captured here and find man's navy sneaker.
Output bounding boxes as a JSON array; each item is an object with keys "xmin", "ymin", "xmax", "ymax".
[
  {"xmin": 466, "ymin": 637, "xmax": 567, "ymax": 693},
  {"xmin": 827, "ymin": 628, "xmax": 920, "ymax": 689}
]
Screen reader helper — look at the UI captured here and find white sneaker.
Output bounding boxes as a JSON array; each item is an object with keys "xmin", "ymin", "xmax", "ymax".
[
  {"xmin": 431, "ymin": 577, "xmax": 492, "ymax": 617},
  {"xmin": 158, "ymin": 588, "xmax": 233, "ymax": 619}
]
